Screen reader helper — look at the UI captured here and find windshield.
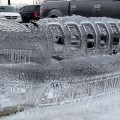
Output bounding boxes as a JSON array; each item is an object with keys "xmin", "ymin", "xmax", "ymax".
[{"xmin": 0, "ymin": 6, "xmax": 17, "ymax": 12}]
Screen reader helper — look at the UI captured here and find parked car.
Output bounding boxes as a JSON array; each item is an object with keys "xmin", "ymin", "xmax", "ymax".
[
  {"xmin": 40, "ymin": 0, "xmax": 120, "ymax": 19},
  {"xmin": 0, "ymin": 5, "xmax": 22, "ymax": 22},
  {"xmin": 19, "ymin": 5, "xmax": 40, "ymax": 23}
]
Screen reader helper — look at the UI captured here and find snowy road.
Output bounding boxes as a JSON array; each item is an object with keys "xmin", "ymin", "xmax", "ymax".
[{"xmin": 0, "ymin": 92, "xmax": 120, "ymax": 120}]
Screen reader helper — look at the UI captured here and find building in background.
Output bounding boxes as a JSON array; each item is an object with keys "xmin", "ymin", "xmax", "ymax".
[
  {"xmin": 0, "ymin": 0, "xmax": 42, "ymax": 5},
  {"xmin": 33, "ymin": 0, "xmax": 41, "ymax": 4},
  {"xmin": 0, "ymin": 0, "xmax": 33, "ymax": 5},
  {"xmin": 0, "ymin": 0, "xmax": 41, "ymax": 12}
]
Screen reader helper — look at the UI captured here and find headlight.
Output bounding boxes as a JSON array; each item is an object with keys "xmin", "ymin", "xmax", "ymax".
[
  {"xmin": 17, "ymin": 15, "xmax": 22, "ymax": 18},
  {"xmin": 17, "ymin": 15, "xmax": 22, "ymax": 22},
  {"xmin": 0, "ymin": 15, "xmax": 4, "ymax": 18}
]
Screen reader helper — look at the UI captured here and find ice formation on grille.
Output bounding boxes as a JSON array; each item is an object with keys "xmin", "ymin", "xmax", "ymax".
[{"xmin": 0, "ymin": 16, "xmax": 120, "ymax": 118}]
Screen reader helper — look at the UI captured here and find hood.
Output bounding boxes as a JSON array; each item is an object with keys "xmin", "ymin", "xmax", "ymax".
[{"xmin": 0, "ymin": 12, "xmax": 21, "ymax": 16}]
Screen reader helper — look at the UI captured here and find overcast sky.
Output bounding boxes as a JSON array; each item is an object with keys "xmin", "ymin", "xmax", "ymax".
[{"xmin": 1, "ymin": 0, "xmax": 34, "ymax": 5}]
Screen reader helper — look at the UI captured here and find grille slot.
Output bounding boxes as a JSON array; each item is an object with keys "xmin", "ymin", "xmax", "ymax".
[{"xmin": 5, "ymin": 16, "xmax": 17, "ymax": 19}]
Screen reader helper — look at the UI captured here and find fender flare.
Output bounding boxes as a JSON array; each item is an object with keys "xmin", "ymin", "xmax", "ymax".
[{"xmin": 47, "ymin": 9, "xmax": 63, "ymax": 18}]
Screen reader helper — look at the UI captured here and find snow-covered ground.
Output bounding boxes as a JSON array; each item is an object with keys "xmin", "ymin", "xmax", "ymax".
[
  {"xmin": 1, "ymin": 92, "xmax": 120, "ymax": 120},
  {"xmin": 0, "ymin": 62, "xmax": 120, "ymax": 120}
]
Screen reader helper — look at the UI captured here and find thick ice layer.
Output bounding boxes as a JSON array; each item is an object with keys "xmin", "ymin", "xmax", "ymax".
[
  {"xmin": 0, "ymin": 16, "xmax": 120, "ymax": 119},
  {"xmin": 1, "ymin": 92, "xmax": 120, "ymax": 120},
  {"xmin": 0, "ymin": 16, "xmax": 120, "ymax": 64}
]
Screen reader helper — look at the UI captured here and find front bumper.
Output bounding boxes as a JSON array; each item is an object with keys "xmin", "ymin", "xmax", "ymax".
[{"xmin": 0, "ymin": 17, "xmax": 22, "ymax": 23}]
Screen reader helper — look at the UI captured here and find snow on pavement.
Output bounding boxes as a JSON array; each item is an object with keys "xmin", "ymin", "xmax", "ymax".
[{"xmin": 1, "ymin": 92, "xmax": 120, "ymax": 120}]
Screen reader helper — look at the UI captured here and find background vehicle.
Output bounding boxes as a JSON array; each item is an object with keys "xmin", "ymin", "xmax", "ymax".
[
  {"xmin": 19, "ymin": 5, "xmax": 40, "ymax": 23},
  {"xmin": 0, "ymin": 5, "xmax": 22, "ymax": 23},
  {"xmin": 40, "ymin": 0, "xmax": 120, "ymax": 19}
]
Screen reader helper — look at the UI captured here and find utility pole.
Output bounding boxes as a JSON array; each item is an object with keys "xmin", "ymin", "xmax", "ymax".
[{"xmin": 8, "ymin": 0, "xmax": 11, "ymax": 5}]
